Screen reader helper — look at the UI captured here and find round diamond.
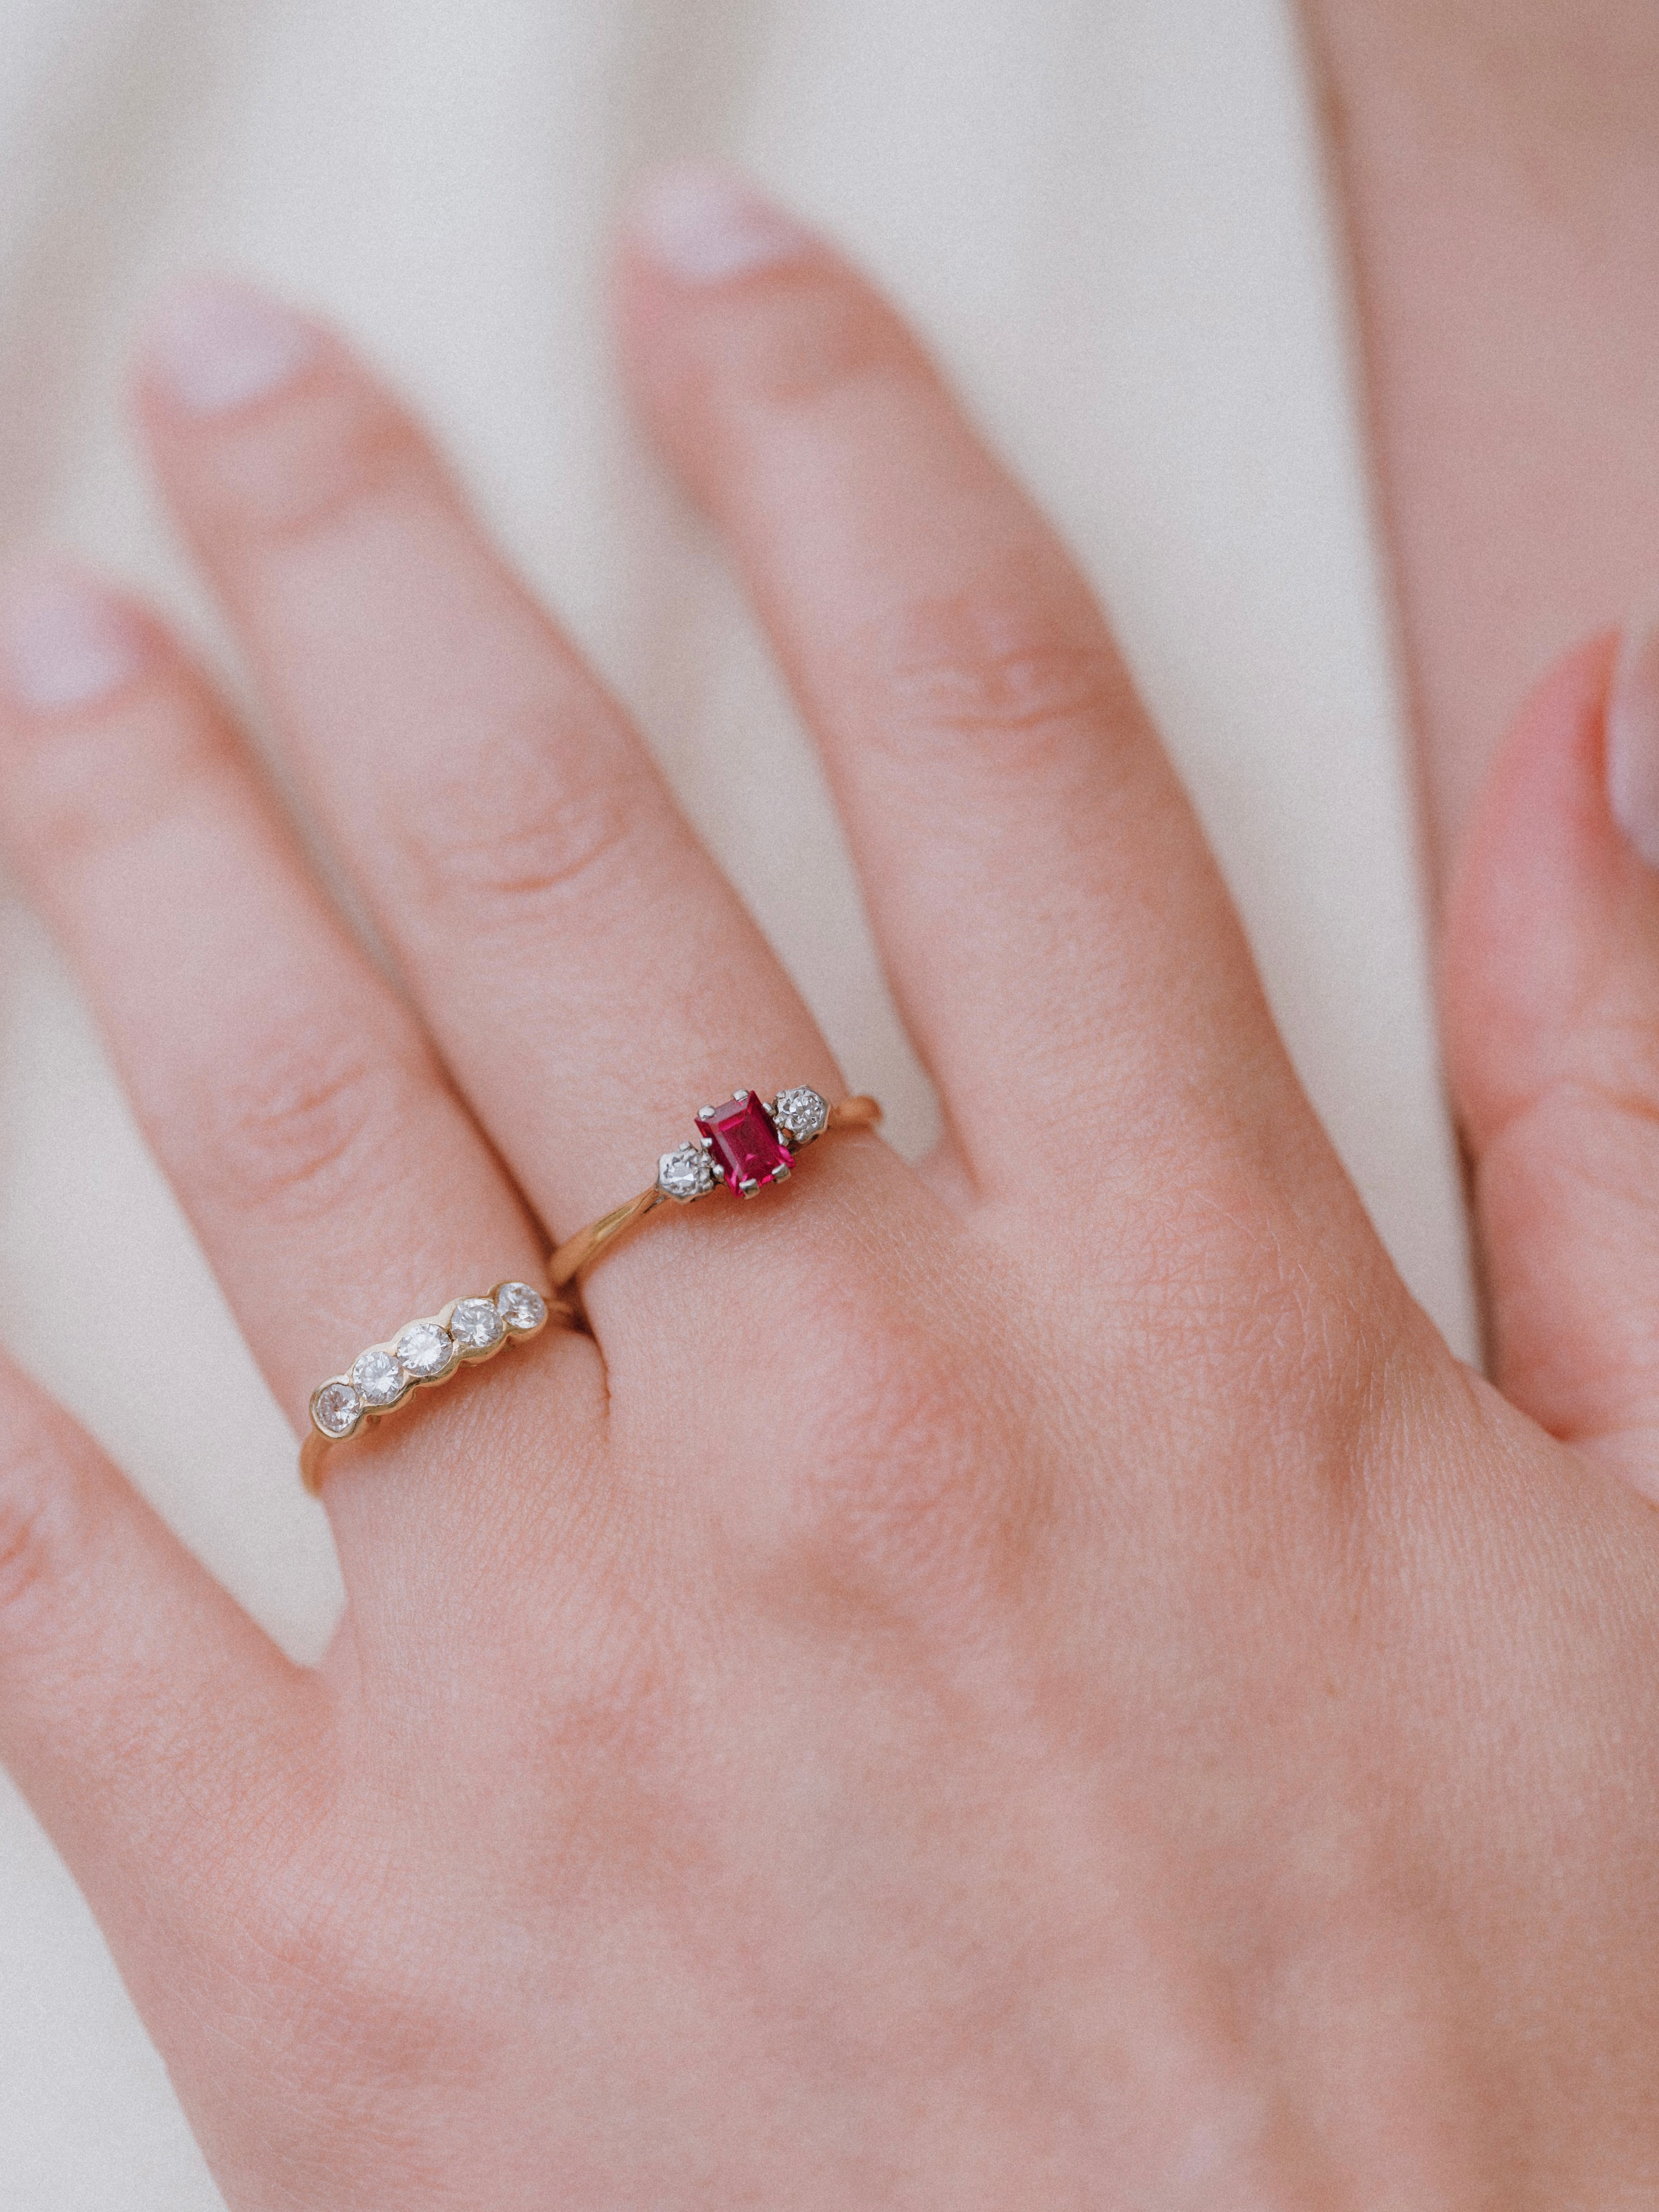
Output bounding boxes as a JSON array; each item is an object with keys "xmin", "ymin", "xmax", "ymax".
[
  {"xmin": 496, "ymin": 1282, "xmax": 547, "ymax": 1332},
  {"xmin": 450, "ymin": 1297, "xmax": 506, "ymax": 1352},
  {"xmin": 658, "ymin": 1142, "xmax": 715, "ymax": 1201},
  {"xmin": 351, "ymin": 1348, "xmax": 406, "ymax": 1407},
  {"xmin": 312, "ymin": 1379, "xmax": 361, "ymax": 1438},
  {"xmin": 772, "ymin": 1086, "xmax": 829, "ymax": 1144},
  {"xmin": 396, "ymin": 1320, "xmax": 454, "ymax": 1379}
]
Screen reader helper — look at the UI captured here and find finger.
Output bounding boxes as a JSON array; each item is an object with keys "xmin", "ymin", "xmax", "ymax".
[
  {"xmin": 0, "ymin": 564, "xmax": 587, "ymax": 1569},
  {"xmin": 617, "ymin": 169, "xmax": 1297, "ymax": 1200},
  {"xmin": 133, "ymin": 281, "xmax": 869, "ymax": 1312},
  {"xmin": 1443, "ymin": 630, "xmax": 1659, "ymax": 1494},
  {"xmin": 0, "ymin": 1351, "xmax": 317, "ymax": 2020}
]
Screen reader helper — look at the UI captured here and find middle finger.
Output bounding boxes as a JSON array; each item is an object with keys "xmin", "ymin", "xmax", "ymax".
[{"xmin": 137, "ymin": 283, "xmax": 854, "ymax": 1302}]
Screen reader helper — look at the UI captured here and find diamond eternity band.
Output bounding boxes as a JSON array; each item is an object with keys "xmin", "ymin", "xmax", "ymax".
[{"xmin": 301, "ymin": 1279, "xmax": 566, "ymax": 1493}]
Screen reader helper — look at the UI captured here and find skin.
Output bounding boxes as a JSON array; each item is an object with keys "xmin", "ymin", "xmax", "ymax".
[
  {"xmin": 1305, "ymin": 0, "xmax": 1659, "ymax": 884},
  {"xmin": 1, "ymin": 184, "xmax": 1659, "ymax": 2205}
]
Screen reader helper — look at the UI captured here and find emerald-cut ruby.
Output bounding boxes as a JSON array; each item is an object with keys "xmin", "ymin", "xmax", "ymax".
[{"xmin": 698, "ymin": 1091, "xmax": 792, "ymax": 1197}]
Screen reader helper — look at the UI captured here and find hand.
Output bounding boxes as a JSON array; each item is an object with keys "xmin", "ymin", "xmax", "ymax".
[{"xmin": 0, "ymin": 169, "xmax": 1655, "ymax": 2209}]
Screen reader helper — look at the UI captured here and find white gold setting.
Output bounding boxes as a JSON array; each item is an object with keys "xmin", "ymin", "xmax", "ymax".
[
  {"xmin": 772, "ymin": 1086, "xmax": 830, "ymax": 1144},
  {"xmin": 658, "ymin": 1141, "xmax": 717, "ymax": 1202},
  {"xmin": 304, "ymin": 1278, "xmax": 563, "ymax": 1491}
]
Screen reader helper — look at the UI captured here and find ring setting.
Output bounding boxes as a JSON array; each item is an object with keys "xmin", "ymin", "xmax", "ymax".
[
  {"xmin": 552, "ymin": 1085, "xmax": 880, "ymax": 1288},
  {"xmin": 658, "ymin": 1084, "xmax": 829, "ymax": 1204}
]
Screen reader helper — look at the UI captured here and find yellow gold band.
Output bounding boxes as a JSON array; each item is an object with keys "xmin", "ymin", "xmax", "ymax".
[{"xmin": 550, "ymin": 1088, "xmax": 881, "ymax": 1290}]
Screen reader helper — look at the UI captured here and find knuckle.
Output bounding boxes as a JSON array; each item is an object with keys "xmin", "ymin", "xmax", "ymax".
[
  {"xmin": 728, "ymin": 276, "xmax": 914, "ymax": 414},
  {"xmin": 23, "ymin": 689, "xmax": 229, "ymax": 876},
  {"xmin": 401, "ymin": 710, "xmax": 660, "ymax": 932},
  {"xmin": 1126, "ymin": 1156, "xmax": 1396, "ymax": 1456},
  {"xmin": 1487, "ymin": 1057, "xmax": 1659, "ymax": 1173},
  {"xmin": 1477, "ymin": 1071, "xmax": 1659, "ymax": 1288},
  {"xmin": 1584, "ymin": 1009, "xmax": 1659, "ymax": 1106},
  {"xmin": 226, "ymin": 1841, "xmax": 472, "ymax": 2114},
  {"xmin": 194, "ymin": 367, "xmax": 429, "ymax": 548},
  {"xmin": 189, "ymin": 1014, "xmax": 425, "ymax": 1224},
  {"xmin": 770, "ymin": 1294, "xmax": 1029, "ymax": 1622},
  {"xmin": 0, "ymin": 1431, "xmax": 84, "ymax": 1643},
  {"xmin": 1137, "ymin": 1170, "xmax": 1314, "ymax": 1376},
  {"xmin": 851, "ymin": 564, "xmax": 1143, "ymax": 783},
  {"xmin": 1465, "ymin": 1001, "xmax": 1659, "ymax": 1167}
]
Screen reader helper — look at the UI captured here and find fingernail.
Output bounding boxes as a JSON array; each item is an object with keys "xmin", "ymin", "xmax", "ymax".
[
  {"xmin": 630, "ymin": 165, "xmax": 812, "ymax": 285},
  {"xmin": 145, "ymin": 279, "xmax": 317, "ymax": 417},
  {"xmin": 0, "ymin": 567, "xmax": 149, "ymax": 713},
  {"xmin": 1608, "ymin": 618, "xmax": 1659, "ymax": 867}
]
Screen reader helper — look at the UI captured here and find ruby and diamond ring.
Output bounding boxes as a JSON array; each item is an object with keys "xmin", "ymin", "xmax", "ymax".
[
  {"xmin": 658, "ymin": 1086, "xmax": 833, "ymax": 1201},
  {"xmin": 550, "ymin": 1086, "xmax": 882, "ymax": 1289}
]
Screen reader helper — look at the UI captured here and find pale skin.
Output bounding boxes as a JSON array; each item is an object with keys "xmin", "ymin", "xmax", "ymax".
[
  {"xmin": 0, "ymin": 141, "xmax": 1658, "ymax": 2212},
  {"xmin": 1308, "ymin": 0, "xmax": 1659, "ymax": 878}
]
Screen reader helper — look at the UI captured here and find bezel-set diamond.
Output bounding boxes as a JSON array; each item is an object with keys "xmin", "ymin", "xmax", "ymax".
[
  {"xmin": 396, "ymin": 1320, "xmax": 455, "ymax": 1379},
  {"xmin": 352, "ymin": 1347, "xmax": 407, "ymax": 1408},
  {"xmin": 306, "ymin": 1280, "xmax": 556, "ymax": 1473},
  {"xmin": 313, "ymin": 1379, "xmax": 363, "ymax": 1439},
  {"xmin": 496, "ymin": 1281, "xmax": 548, "ymax": 1332},
  {"xmin": 451, "ymin": 1298, "xmax": 506, "ymax": 1352}
]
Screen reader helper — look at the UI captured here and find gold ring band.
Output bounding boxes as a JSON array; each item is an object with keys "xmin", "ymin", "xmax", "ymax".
[
  {"xmin": 550, "ymin": 1086, "xmax": 881, "ymax": 1290},
  {"xmin": 301, "ymin": 1280, "xmax": 569, "ymax": 1493}
]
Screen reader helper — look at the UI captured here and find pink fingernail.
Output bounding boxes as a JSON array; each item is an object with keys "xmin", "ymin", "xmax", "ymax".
[
  {"xmin": 145, "ymin": 279, "xmax": 318, "ymax": 418},
  {"xmin": 630, "ymin": 165, "xmax": 812, "ymax": 285},
  {"xmin": 0, "ymin": 567, "xmax": 149, "ymax": 713},
  {"xmin": 1608, "ymin": 618, "xmax": 1659, "ymax": 867}
]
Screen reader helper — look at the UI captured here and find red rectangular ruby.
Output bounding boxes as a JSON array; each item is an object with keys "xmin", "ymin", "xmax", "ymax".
[{"xmin": 698, "ymin": 1092, "xmax": 792, "ymax": 1197}]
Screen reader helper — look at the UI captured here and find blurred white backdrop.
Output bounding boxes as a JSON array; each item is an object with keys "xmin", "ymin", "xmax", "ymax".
[{"xmin": 0, "ymin": 2, "xmax": 1471, "ymax": 2202}]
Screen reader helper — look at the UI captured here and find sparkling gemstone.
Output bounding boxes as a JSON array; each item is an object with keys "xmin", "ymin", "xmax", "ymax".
[
  {"xmin": 352, "ymin": 1348, "xmax": 406, "ymax": 1407},
  {"xmin": 698, "ymin": 1090, "xmax": 793, "ymax": 1197},
  {"xmin": 396, "ymin": 1320, "xmax": 454, "ymax": 1379},
  {"xmin": 657, "ymin": 1142, "xmax": 715, "ymax": 1202},
  {"xmin": 496, "ymin": 1281, "xmax": 547, "ymax": 1332},
  {"xmin": 772, "ymin": 1086, "xmax": 830, "ymax": 1144},
  {"xmin": 451, "ymin": 1297, "xmax": 506, "ymax": 1352},
  {"xmin": 313, "ymin": 1379, "xmax": 362, "ymax": 1438}
]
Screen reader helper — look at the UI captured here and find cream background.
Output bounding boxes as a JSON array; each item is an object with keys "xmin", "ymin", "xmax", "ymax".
[{"xmin": 0, "ymin": 1, "xmax": 1474, "ymax": 2202}]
